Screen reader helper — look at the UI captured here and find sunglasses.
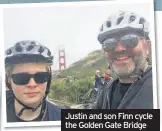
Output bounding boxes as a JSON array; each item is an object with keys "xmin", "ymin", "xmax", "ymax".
[
  {"xmin": 102, "ymin": 34, "xmax": 144, "ymax": 52},
  {"xmin": 11, "ymin": 72, "xmax": 50, "ymax": 85}
]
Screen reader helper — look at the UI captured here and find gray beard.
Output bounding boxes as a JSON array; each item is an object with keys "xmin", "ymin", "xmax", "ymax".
[{"xmin": 109, "ymin": 51, "xmax": 148, "ymax": 78}]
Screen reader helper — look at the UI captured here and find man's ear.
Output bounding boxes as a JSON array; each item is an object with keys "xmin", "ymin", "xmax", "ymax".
[{"xmin": 145, "ymin": 40, "xmax": 151, "ymax": 56}]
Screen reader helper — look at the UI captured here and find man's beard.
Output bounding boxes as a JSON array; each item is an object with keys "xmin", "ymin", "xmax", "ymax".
[{"xmin": 107, "ymin": 50, "xmax": 147, "ymax": 78}]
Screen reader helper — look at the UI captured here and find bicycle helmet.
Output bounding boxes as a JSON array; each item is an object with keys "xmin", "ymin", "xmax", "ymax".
[
  {"xmin": 96, "ymin": 70, "xmax": 100, "ymax": 73},
  {"xmin": 5, "ymin": 40, "xmax": 53, "ymax": 117},
  {"xmin": 5, "ymin": 40, "xmax": 53, "ymax": 66},
  {"xmin": 98, "ymin": 11, "xmax": 149, "ymax": 44}
]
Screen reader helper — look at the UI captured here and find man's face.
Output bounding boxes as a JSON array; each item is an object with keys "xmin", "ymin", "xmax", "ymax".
[
  {"xmin": 104, "ymin": 34, "xmax": 150, "ymax": 78},
  {"xmin": 107, "ymin": 70, "xmax": 110, "ymax": 74},
  {"xmin": 8, "ymin": 62, "xmax": 49, "ymax": 107},
  {"xmin": 96, "ymin": 72, "xmax": 100, "ymax": 75}
]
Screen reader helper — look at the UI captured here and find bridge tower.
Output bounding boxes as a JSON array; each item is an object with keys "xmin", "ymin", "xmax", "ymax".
[{"xmin": 58, "ymin": 45, "xmax": 66, "ymax": 71}]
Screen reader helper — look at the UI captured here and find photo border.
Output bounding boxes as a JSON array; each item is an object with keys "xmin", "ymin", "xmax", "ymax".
[{"xmin": 0, "ymin": 0, "xmax": 157, "ymax": 128}]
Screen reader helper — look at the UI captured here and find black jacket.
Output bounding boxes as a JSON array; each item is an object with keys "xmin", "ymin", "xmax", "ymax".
[
  {"xmin": 92, "ymin": 66, "xmax": 153, "ymax": 109},
  {"xmin": 95, "ymin": 75, "xmax": 102, "ymax": 88},
  {"xmin": 6, "ymin": 90, "xmax": 63, "ymax": 122}
]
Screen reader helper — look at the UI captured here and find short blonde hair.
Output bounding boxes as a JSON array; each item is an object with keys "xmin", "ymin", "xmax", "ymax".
[{"xmin": 5, "ymin": 62, "xmax": 51, "ymax": 77}]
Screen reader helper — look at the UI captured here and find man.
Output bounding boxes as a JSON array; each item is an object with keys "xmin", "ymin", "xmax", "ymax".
[
  {"xmin": 94, "ymin": 70, "xmax": 103, "ymax": 98},
  {"xmin": 103, "ymin": 70, "xmax": 111, "ymax": 86},
  {"xmin": 93, "ymin": 11, "xmax": 153, "ymax": 109},
  {"xmin": 95, "ymin": 70, "xmax": 102, "ymax": 89},
  {"xmin": 5, "ymin": 40, "xmax": 64, "ymax": 122}
]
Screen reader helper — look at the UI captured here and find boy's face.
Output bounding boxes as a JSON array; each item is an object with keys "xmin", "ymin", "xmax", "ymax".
[{"xmin": 8, "ymin": 62, "xmax": 49, "ymax": 107}]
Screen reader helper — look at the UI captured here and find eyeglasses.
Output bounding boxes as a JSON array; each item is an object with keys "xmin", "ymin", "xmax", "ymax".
[
  {"xmin": 102, "ymin": 34, "xmax": 144, "ymax": 52},
  {"xmin": 11, "ymin": 72, "xmax": 50, "ymax": 85}
]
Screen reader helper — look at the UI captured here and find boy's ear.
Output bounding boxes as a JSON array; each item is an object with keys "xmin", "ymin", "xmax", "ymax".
[{"xmin": 8, "ymin": 77, "xmax": 11, "ymax": 85}]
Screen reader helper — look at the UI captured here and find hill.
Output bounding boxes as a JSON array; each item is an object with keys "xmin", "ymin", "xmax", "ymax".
[
  {"xmin": 53, "ymin": 49, "xmax": 108, "ymax": 78},
  {"xmin": 49, "ymin": 49, "xmax": 152, "ymax": 106},
  {"xmin": 49, "ymin": 49, "xmax": 109, "ymax": 105}
]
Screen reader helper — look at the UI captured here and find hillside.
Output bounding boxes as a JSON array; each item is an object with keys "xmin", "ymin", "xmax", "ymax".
[
  {"xmin": 52, "ymin": 48, "xmax": 152, "ymax": 79},
  {"xmin": 53, "ymin": 49, "xmax": 108, "ymax": 78},
  {"xmin": 50, "ymin": 49, "xmax": 152, "ymax": 106}
]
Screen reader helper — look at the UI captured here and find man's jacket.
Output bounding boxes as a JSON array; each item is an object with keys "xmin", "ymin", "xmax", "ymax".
[
  {"xmin": 92, "ymin": 66, "xmax": 153, "ymax": 109},
  {"xmin": 95, "ymin": 75, "xmax": 102, "ymax": 87}
]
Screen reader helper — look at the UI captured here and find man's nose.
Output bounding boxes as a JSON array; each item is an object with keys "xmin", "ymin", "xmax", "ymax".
[
  {"xmin": 26, "ymin": 78, "xmax": 37, "ymax": 87},
  {"xmin": 114, "ymin": 42, "xmax": 126, "ymax": 52}
]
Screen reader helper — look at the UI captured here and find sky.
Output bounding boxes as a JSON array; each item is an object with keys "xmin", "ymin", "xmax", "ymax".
[{"xmin": 3, "ymin": 1, "xmax": 154, "ymax": 70}]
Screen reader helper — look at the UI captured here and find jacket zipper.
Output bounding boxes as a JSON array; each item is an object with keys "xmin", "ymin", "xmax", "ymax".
[
  {"xmin": 102, "ymin": 80, "xmax": 113, "ymax": 109},
  {"xmin": 106, "ymin": 87, "xmax": 110, "ymax": 109}
]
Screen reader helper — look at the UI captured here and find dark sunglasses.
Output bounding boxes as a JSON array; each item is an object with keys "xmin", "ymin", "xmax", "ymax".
[
  {"xmin": 102, "ymin": 34, "xmax": 144, "ymax": 52},
  {"xmin": 11, "ymin": 72, "xmax": 50, "ymax": 85}
]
